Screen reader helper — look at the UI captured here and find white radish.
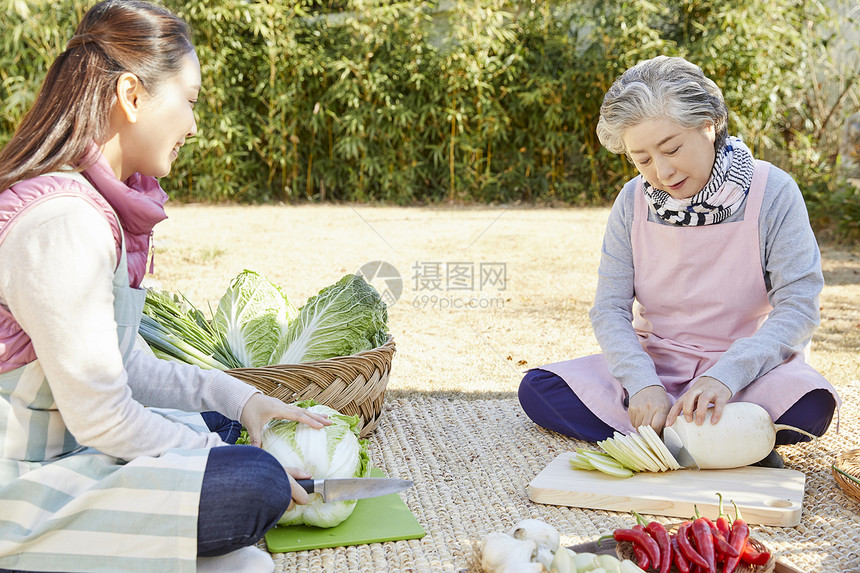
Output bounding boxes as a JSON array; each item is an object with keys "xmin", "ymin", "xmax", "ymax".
[
  {"xmin": 549, "ymin": 546, "xmax": 578, "ymax": 573},
  {"xmin": 597, "ymin": 554, "xmax": 624, "ymax": 572},
  {"xmin": 666, "ymin": 401, "xmax": 817, "ymax": 469},
  {"xmin": 573, "ymin": 553, "xmax": 602, "ymax": 570},
  {"xmin": 619, "ymin": 560, "xmax": 648, "ymax": 573}
]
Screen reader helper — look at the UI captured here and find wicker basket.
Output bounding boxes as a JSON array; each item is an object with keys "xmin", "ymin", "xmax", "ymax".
[
  {"xmin": 227, "ymin": 337, "xmax": 395, "ymax": 438},
  {"xmin": 832, "ymin": 448, "xmax": 860, "ymax": 505}
]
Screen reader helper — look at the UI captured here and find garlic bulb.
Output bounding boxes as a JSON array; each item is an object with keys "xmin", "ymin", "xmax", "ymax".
[
  {"xmin": 476, "ymin": 518, "xmax": 647, "ymax": 573},
  {"xmin": 478, "ymin": 531, "xmax": 545, "ymax": 573},
  {"xmin": 508, "ymin": 519, "xmax": 561, "ymax": 570}
]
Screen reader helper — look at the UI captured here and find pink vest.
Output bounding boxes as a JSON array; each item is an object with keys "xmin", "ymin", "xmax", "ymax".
[{"xmin": 0, "ymin": 152, "xmax": 168, "ymax": 370}]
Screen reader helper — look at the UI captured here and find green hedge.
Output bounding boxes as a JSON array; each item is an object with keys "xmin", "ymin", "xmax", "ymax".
[{"xmin": 1, "ymin": 0, "xmax": 857, "ymax": 242}]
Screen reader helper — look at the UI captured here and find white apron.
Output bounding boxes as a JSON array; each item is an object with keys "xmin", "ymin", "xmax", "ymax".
[
  {"xmin": 542, "ymin": 161, "xmax": 840, "ymax": 434},
  {"xmin": 0, "ymin": 173, "xmax": 210, "ymax": 573}
]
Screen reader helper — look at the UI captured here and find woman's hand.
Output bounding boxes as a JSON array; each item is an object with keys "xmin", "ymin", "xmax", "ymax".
[
  {"xmin": 239, "ymin": 393, "xmax": 331, "ymax": 447},
  {"xmin": 665, "ymin": 376, "xmax": 732, "ymax": 427},
  {"xmin": 284, "ymin": 467, "xmax": 312, "ymax": 510},
  {"xmin": 627, "ymin": 385, "xmax": 672, "ymax": 433}
]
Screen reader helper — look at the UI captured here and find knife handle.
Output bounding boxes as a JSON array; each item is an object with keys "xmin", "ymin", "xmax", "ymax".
[
  {"xmin": 296, "ymin": 479, "xmax": 314, "ymax": 493},
  {"xmin": 295, "ymin": 479, "xmax": 316, "ymax": 494}
]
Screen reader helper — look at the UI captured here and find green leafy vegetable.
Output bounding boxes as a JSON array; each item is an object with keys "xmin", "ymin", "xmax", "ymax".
[
  {"xmin": 271, "ymin": 274, "xmax": 388, "ymax": 364},
  {"xmin": 212, "ymin": 269, "xmax": 298, "ymax": 367},
  {"xmin": 139, "ymin": 272, "xmax": 389, "ymax": 370},
  {"xmin": 262, "ymin": 400, "xmax": 370, "ymax": 528},
  {"xmin": 139, "ymin": 290, "xmax": 241, "ymax": 370}
]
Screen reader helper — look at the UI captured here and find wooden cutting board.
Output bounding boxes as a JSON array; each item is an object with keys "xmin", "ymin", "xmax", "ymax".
[{"xmin": 528, "ymin": 452, "xmax": 805, "ymax": 526}]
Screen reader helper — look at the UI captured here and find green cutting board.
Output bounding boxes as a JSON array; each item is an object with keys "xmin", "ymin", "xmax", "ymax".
[{"xmin": 265, "ymin": 467, "xmax": 425, "ymax": 552}]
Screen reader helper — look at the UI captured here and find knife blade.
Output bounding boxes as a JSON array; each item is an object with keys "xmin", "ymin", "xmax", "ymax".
[
  {"xmin": 662, "ymin": 425, "xmax": 699, "ymax": 469},
  {"xmin": 296, "ymin": 477, "xmax": 413, "ymax": 502}
]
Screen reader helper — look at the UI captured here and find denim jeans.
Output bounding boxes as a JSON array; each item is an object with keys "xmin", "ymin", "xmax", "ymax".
[
  {"xmin": 201, "ymin": 410, "xmax": 244, "ymax": 443},
  {"xmin": 0, "ymin": 412, "xmax": 292, "ymax": 571},
  {"xmin": 197, "ymin": 412, "xmax": 292, "ymax": 557}
]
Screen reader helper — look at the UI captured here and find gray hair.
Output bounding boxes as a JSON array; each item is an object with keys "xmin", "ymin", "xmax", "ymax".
[{"xmin": 596, "ymin": 56, "xmax": 728, "ymax": 156}]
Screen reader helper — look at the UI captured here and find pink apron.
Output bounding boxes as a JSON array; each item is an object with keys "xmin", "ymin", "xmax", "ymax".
[{"xmin": 542, "ymin": 161, "xmax": 839, "ymax": 434}]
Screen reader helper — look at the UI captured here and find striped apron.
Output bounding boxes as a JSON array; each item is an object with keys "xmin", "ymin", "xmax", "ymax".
[{"xmin": 0, "ymin": 173, "xmax": 210, "ymax": 573}]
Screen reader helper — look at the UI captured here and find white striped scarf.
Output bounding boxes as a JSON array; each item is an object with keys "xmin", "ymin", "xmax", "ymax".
[{"xmin": 643, "ymin": 135, "xmax": 755, "ymax": 226}]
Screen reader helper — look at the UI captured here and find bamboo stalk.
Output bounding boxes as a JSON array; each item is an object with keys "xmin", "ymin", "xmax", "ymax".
[
  {"xmin": 306, "ymin": 151, "xmax": 314, "ymax": 199},
  {"xmin": 449, "ymin": 115, "xmax": 456, "ymax": 201}
]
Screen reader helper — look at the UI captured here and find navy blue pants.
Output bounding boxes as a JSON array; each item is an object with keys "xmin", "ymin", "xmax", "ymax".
[
  {"xmin": 518, "ymin": 368, "xmax": 836, "ymax": 445},
  {"xmin": 197, "ymin": 412, "xmax": 292, "ymax": 557}
]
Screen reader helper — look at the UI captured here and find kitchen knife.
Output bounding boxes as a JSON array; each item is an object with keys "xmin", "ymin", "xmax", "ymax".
[
  {"xmin": 296, "ymin": 477, "xmax": 413, "ymax": 502},
  {"xmin": 662, "ymin": 425, "xmax": 699, "ymax": 469}
]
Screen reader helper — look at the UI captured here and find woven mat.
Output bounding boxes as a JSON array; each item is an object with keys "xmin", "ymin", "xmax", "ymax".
[{"xmin": 269, "ymin": 388, "xmax": 860, "ymax": 573}]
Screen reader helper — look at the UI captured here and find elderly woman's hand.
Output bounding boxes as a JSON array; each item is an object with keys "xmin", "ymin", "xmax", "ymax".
[
  {"xmin": 239, "ymin": 393, "xmax": 331, "ymax": 447},
  {"xmin": 627, "ymin": 385, "xmax": 672, "ymax": 433},
  {"xmin": 665, "ymin": 376, "xmax": 732, "ymax": 427}
]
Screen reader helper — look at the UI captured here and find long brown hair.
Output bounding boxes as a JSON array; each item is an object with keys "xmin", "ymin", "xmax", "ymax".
[{"xmin": 0, "ymin": 0, "xmax": 193, "ymax": 191}]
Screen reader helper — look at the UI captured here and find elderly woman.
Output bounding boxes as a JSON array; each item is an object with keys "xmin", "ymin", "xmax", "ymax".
[{"xmin": 519, "ymin": 56, "xmax": 839, "ymax": 465}]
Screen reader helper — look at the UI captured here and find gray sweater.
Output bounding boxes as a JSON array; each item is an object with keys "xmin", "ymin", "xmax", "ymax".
[{"xmin": 589, "ymin": 163, "xmax": 824, "ymax": 397}]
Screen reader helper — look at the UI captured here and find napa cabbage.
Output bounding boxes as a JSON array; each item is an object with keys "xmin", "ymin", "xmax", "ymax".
[
  {"xmin": 261, "ymin": 400, "xmax": 370, "ymax": 528},
  {"xmin": 212, "ymin": 270, "xmax": 298, "ymax": 367},
  {"xmin": 270, "ymin": 274, "xmax": 388, "ymax": 364},
  {"xmin": 142, "ymin": 271, "xmax": 388, "ymax": 369}
]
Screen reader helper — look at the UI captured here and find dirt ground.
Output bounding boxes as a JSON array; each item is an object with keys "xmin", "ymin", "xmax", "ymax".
[{"xmin": 148, "ymin": 204, "xmax": 860, "ymax": 403}]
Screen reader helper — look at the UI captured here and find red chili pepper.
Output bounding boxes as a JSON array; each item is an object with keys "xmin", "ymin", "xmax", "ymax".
[
  {"xmin": 634, "ymin": 523, "xmax": 650, "ymax": 569},
  {"xmin": 715, "ymin": 494, "xmax": 731, "ymax": 537},
  {"xmin": 676, "ymin": 522, "xmax": 709, "ymax": 570},
  {"xmin": 646, "ymin": 521, "xmax": 673, "ymax": 573},
  {"xmin": 633, "ymin": 544, "xmax": 650, "ymax": 570},
  {"xmin": 707, "ymin": 520, "xmax": 740, "ymax": 559},
  {"xmin": 671, "ymin": 535, "xmax": 691, "ymax": 573},
  {"xmin": 613, "ymin": 527, "xmax": 661, "ymax": 566},
  {"xmin": 629, "ymin": 525, "xmax": 651, "ymax": 569},
  {"xmin": 723, "ymin": 517, "xmax": 750, "ymax": 573},
  {"xmin": 741, "ymin": 542, "xmax": 772, "ymax": 566},
  {"xmin": 692, "ymin": 517, "xmax": 717, "ymax": 573}
]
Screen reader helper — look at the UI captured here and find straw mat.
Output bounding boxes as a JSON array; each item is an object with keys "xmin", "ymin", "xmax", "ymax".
[{"xmin": 269, "ymin": 389, "xmax": 860, "ymax": 573}]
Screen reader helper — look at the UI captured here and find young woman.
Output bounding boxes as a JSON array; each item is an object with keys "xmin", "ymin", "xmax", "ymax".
[
  {"xmin": 0, "ymin": 2, "xmax": 329, "ymax": 572},
  {"xmin": 519, "ymin": 56, "xmax": 839, "ymax": 464}
]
